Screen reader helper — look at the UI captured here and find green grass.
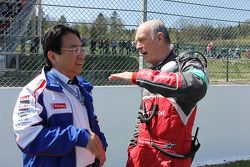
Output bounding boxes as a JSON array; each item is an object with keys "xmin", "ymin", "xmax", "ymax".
[
  {"xmin": 200, "ymin": 160, "xmax": 250, "ymax": 167},
  {"xmin": 207, "ymin": 58, "xmax": 250, "ymax": 84}
]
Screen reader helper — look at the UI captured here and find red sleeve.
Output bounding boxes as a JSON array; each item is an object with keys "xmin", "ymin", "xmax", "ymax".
[
  {"xmin": 134, "ymin": 68, "xmax": 206, "ymax": 101},
  {"xmin": 136, "ymin": 69, "xmax": 182, "ymax": 90},
  {"xmin": 132, "ymin": 72, "xmax": 138, "ymax": 84}
]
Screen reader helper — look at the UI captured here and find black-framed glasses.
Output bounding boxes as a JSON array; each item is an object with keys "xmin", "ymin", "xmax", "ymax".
[{"xmin": 61, "ymin": 47, "xmax": 85, "ymax": 55}]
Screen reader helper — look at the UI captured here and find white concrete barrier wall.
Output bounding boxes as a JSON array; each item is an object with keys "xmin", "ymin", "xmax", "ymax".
[{"xmin": 0, "ymin": 86, "xmax": 250, "ymax": 166}]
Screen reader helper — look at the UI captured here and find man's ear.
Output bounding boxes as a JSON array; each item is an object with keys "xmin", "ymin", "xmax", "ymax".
[
  {"xmin": 157, "ymin": 32, "xmax": 164, "ymax": 42},
  {"xmin": 47, "ymin": 51, "xmax": 56, "ymax": 65}
]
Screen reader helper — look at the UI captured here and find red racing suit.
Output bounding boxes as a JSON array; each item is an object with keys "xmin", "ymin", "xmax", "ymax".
[{"xmin": 126, "ymin": 51, "xmax": 209, "ymax": 167}]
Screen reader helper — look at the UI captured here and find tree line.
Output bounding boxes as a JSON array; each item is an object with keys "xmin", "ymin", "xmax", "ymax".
[{"xmin": 27, "ymin": 10, "xmax": 250, "ymax": 51}]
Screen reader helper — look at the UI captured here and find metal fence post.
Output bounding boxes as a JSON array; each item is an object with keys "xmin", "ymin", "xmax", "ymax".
[
  {"xmin": 139, "ymin": 0, "xmax": 147, "ymax": 71},
  {"xmin": 37, "ymin": 0, "xmax": 42, "ymax": 53},
  {"xmin": 226, "ymin": 56, "xmax": 229, "ymax": 82},
  {"xmin": 139, "ymin": 0, "xmax": 148, "ymax": 97}
]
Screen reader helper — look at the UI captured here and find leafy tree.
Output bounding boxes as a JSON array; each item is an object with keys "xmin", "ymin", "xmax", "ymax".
[
  {"xmin": 238, "ymin": 20, "xmax": 250, "ymax": 37},
  {"xmin": 71, "ymin": 23, "xmax": 90, "ymax": 46},
  {"xmin": 57, "ymin": 15, "xmax": 68, "ymax": 26},
  {"xmin": 92, "ymin": 13, "xmax": 108, "ymax": 42},
  {"xmin": 42, "ymin": 14, "xmax": 55, "ymax": 33},
  {"xmin": 71, "ymin": 23, "xmax": 89, "ymax": 36},
  {"xmin": 78, "ymin": 23, "xmax": 89, "ymax": 37},
  {"xmin": 197, "ymin": 23, "xmax": 215, "ymax": 41},
  {"xmin": 109, "ymin": 11, "xmax": 125, "ymax": 40}
]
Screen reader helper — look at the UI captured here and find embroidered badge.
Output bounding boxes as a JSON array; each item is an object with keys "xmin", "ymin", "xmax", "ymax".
[{"xmin": 51, "ymin": 103, "xmax": 67, "ymax": 109}]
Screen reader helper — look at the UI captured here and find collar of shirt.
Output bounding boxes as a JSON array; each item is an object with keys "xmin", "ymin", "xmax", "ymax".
[
  {"xmin": 51, "ymin": 68, "xmax": 84, "ymax": 103},
  {"xmin": 51, "ymin": 68, "xmax": 76, "ymax": 85}
]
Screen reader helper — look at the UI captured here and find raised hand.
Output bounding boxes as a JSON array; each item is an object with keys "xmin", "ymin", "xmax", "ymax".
[{"xmin": 108, "ymin": 71, "xmax": 133, "ymax": 84}]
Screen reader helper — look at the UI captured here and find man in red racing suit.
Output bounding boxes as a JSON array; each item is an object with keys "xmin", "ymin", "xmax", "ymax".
[{"xmin": 109, "ymin": 20, "xmax": 209, "ymax": 167}]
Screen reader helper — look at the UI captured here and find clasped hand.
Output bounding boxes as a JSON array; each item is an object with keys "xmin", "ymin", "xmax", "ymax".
[{"xmin": 86, "ymin": 132, "xmax": 106, "ymax": 166}]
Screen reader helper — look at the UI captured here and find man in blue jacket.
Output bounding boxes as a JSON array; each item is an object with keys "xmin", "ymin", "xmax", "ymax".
[{"xmin": 13, "ymin": 24, "xmax": 107, "ymax": 167}]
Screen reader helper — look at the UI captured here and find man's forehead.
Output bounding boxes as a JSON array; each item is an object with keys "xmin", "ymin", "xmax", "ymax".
[
  {"xmin": 61, "ymin": 34, "xmax": 81, "ymax": 46},
  {"xmin": 135, "ymin": 31, "xmax": 146, "ymax": 40},
  {"xmin": 136, "ymin": 26, "xmax": 150, "ymax": 36}
]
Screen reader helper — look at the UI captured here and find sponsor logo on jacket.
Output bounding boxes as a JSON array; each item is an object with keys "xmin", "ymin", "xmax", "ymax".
[{"xmin": 51, "ymin": 103, "xmax": 67, "ymax": 109}]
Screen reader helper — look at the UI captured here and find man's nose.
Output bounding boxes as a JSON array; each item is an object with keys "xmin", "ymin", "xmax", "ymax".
[{"xmin": 136, "ymin": 42, "xmax": 142, "ymax": 50}]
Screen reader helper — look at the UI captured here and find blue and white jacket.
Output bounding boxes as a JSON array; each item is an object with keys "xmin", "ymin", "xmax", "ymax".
[{"xmin": 13, "ymin": 66, "xmax": 108, "ymax": 167}]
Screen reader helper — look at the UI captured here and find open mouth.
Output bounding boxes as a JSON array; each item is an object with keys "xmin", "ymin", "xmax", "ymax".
[{"xmin": 139, "ymin": 52, "xmax": 147, "ymax": 56}]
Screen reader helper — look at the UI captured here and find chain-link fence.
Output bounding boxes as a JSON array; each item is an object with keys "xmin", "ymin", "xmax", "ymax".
[{"xmin": 0, "ymin": 0, "xmax": 250, "ymax": 87}]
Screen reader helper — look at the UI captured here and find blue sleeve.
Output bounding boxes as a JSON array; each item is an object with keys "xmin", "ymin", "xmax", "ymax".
[
  {"xmin": 23, "ymin": 125, "xmax": 90, "ymax": 156},
  {"xmin": 13, "ymin": 85, "xmax": 91, "ymax": 156}
]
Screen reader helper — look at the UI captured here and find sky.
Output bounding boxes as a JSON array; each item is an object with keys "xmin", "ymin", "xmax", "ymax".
[{"xmin": 40, "ymin": 0, "xmax": 250, "ymax": 28}]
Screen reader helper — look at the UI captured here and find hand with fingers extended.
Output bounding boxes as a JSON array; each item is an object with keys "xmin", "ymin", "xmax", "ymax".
[
  {"xmin": 108, "ymin": 71, "xmax": 134, "ymax": 84},
  {"xmin": 86, "ymin": 132, "xmax": 106, "ymax": 166}
]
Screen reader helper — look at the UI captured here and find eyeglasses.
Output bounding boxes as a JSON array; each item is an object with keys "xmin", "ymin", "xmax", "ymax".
[{"xmin": 61, "ymin": 47, "xmax": 85, "ymax": 55}]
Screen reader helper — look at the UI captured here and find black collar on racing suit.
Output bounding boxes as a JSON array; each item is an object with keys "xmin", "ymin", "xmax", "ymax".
[{"xmin": 150, "ymin": 51, "xmax": 177, "ymax": 71}]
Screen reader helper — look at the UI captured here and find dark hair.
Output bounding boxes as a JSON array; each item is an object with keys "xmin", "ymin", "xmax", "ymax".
[
  {"xmin": 42, "ymin": 24, "xmax": 81, "ymax": 67},
  {"xmin": 155, "ymin": 25, "xmax": 170, "ymax": 43}
]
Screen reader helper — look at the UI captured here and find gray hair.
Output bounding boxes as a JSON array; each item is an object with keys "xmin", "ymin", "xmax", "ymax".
[{"xmin": 147, "ymin": 20, "xmax": 170, "ymax": 43}]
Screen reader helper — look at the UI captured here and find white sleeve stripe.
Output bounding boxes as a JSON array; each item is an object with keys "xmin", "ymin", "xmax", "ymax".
[{"xmin": 15, "ymin": 125, "xmax": 43, "ymax": 148}]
